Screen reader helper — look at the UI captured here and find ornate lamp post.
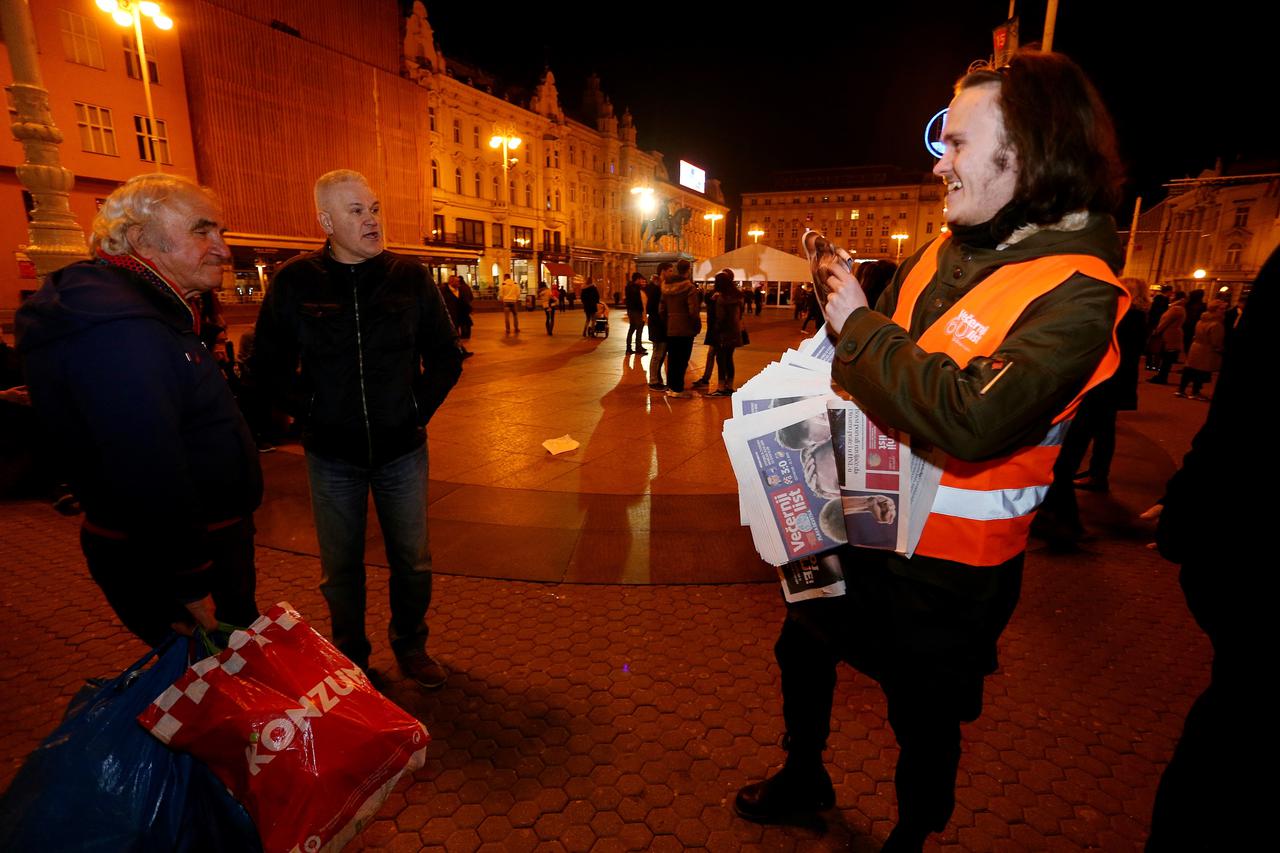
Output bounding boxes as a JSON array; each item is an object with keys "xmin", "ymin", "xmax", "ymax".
[
  {"xmin": 891, "ymin": 231, "xmax": 909, "ymax": 261},
  {"xmin": 703, "ymin": 212, "xmax": 724, "ymax": 253},
  {"xmin": 0, "ymin": 0, "xmax": 89, "ymax": 273},
  {"xmin": 489, "ymin": 129, "xmax": 521, "ymax": 205}
]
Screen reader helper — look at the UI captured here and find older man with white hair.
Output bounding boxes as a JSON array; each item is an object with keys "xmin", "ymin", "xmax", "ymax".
[
  {"xmin": 16, "ymin": 173, "xmax": 261, "ymax": 646},
  {"xmin": 253, "ymin": 170, "xmax": 463, "ymax": 689}
]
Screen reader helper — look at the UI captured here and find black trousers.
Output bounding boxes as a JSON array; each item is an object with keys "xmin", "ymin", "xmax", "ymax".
[
  {"xmin": 665, "ymin": 336, "xmax": 694, "ymax": 392},
  {"xmin": 776, "ymin": 549, "xmax": 1021, "ymax": 832},
  {"xmin": 82, "ymin": 517, "xmax": 259, "ymax": 647}
]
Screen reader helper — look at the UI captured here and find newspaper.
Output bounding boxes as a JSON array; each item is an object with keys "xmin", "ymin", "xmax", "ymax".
[
  {"xmin": 826, "ymin": 400, "xmax": 942, "ymax": 558},
  {"xmin": 797, "ymin": 324, "xmax": 837, "ymax": 362},
  {"xmin": 776, "ymin": 551, "xmax": 846, "ymax": 602},
  {"xmin": 722, "ymin": 396, "xmax": 845, "ymax": 568}
]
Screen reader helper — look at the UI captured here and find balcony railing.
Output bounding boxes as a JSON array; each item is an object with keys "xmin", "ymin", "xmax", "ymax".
[{"xmin": 424, "ymin": 232, "xmax": 484, "ymax": 249}]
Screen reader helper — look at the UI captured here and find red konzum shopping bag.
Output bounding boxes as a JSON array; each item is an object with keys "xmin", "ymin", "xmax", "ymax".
[{"xmin": 138, "ymin": 602, "xmax": 429, "ymax": 853}]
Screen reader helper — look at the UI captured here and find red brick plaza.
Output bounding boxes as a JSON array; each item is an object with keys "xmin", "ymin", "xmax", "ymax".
[{"xmin": 0, "ymin": 310, "xmax": 1209, "ymax": 851}]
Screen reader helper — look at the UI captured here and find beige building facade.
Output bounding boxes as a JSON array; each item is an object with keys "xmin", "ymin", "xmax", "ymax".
[
  {"xmin": 1124, "ymin": 163, "xmax": 1280, "ymax": 299},
  {"xmin": 739, "ymin": 166, "xmax": 946, "ymax": 264}
]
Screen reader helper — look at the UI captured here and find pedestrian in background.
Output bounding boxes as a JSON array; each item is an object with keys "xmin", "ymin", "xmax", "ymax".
[
  {"xmin": 1176, "ymin": 300, "xmax": 1226, "ymax": 400},
  {"xmin": 707, "ymin": 270, "xmax": 744, "ymax": 396},
  {"xmin": 580, "ymin": 277, "xmax": 600, "ymax": 337},
  {"xmin": 659, "ymin": 259, "xmax": 701, "ymax": 398},
  {"xmin": 1148, "ymin": 292, "xmax": 1186, "ymax": 384},
  {"xmin": 692, "ymin": 280, "xmax": 718, "ymax": 389},
  {"xmin": 625, "ymin": 272, "xmax": 647, "ymax": 354},
  {"xmin": 538, "ymin": 281, "xmax": 558, "ymax": 335},
  {"xmin": 645, "ymin": 264, "xmax": 670, "ymax": 390},
  {"xmin": 499, "ymin": 274, "xmax": 521, "ymax": 334}
]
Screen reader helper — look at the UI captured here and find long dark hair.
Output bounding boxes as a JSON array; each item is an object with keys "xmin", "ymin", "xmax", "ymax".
[{"xmin": 958, "ymin": 49, "xmax": 1124, "ymax": 235}]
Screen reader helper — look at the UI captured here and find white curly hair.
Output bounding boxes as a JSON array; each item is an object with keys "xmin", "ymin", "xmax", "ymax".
[{"xmin": 91, "ymin": 173, "xmax": 215, "ymax": 255}]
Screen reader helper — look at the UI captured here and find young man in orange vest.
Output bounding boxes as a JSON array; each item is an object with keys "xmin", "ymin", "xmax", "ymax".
[{"xmin": 735, "ymin": 50, "xmax": 1129, "ymax": 852}]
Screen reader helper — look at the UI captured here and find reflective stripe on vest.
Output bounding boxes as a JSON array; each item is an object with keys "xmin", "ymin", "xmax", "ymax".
[{"xmin": 893, "ymin": 236, "xmax": 1129, "ymax": 566}]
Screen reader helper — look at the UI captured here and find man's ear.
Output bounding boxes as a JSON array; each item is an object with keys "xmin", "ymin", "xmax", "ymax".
[
  {"xmin": 127, "ymin": 223, "xmax": 150, "ymax": 253},
  {"xmin": 317, "ymin": 209, "xmax": 333, "ymax": 234}
]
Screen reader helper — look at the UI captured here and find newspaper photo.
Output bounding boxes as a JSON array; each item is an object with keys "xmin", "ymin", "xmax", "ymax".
[
  {"xmin": 722, "ymin": 396, "xmax": 845, "ymax": 567},
  {"xmin": 776, "ymin": 550, "xmax": 846, "ymax": 603}
]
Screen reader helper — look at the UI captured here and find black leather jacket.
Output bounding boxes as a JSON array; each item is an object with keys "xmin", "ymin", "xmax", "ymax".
[{"xmin": 253, "ymin": 246, "xmax": 464, "ymax": 467}]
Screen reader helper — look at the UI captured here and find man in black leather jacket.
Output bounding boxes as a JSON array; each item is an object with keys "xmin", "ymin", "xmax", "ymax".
[{"xmin": 253, "ymin": 170, "xmax": 463, "ymax": 688}]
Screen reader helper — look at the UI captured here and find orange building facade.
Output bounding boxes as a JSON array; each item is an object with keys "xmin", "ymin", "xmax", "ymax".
[{"xmin": 1, "ymin": 0, "xmax": 197, "ymax": 314}]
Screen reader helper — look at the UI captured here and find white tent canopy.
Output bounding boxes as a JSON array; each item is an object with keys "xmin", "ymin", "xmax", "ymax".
[{"xmin": 692, "ymin": 243, "xmax": 812, "ymax": 282}]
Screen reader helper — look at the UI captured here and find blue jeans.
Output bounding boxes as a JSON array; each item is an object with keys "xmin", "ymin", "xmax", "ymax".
[{"xmin": 306, "ymin": 444, "xmax": 432, "ymax": 668}]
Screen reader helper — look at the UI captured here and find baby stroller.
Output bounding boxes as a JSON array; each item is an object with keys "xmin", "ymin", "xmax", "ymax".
[{"xmin": 589, "ymin": 303, "xmax": 610, "ymax": 338}]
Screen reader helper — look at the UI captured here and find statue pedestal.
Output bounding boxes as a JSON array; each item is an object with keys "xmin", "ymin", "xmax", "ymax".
[{"xmin": 634, "ymin": 251, "xmax": 694, "ymax": 280}]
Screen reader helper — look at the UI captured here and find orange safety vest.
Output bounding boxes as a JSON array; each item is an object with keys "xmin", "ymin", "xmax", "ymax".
[{"xmin": 890, "ymin": 236, "xmax": 1130, "ymax": 566}]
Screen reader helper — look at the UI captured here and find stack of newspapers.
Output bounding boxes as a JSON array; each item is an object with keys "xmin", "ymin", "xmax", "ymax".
[{"xmin": 722, "ymin": 324, "xmax": 944, "ymax": 602}]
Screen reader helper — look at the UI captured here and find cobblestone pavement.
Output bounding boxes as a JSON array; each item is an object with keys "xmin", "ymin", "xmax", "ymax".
[{"xmin": 0, "ymin": 311, "xmax": 1214, "ymax": 851}]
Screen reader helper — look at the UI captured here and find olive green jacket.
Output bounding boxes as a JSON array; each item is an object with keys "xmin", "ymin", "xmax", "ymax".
[{"xmin": 833, "ymin": 213, "xmax": 1123, "ymax": 464}]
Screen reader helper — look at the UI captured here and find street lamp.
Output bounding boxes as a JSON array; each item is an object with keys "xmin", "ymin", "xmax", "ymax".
[
  {"xmin": 96, "ymin": 1, "xmax": 172, "ymax": 172},
  {"xmin": 704, "ymin": 212, "xmax": 724, "ymax": 251},
  {"xmin": 488, "ymin": 128, "xmax": 521, "ymax": 205},
  {"xmin": 1192, "ymin": 268, "xmax": 1206, "ymax": 280},
  {"xmin": 630, "ymin": 185, "xmax": 656, "ymax": 215},
  {"xmin": 747, "ymin": 225, "xmax": 764, "ymax": 243},
  {"xmin": 891, "ymin": 231, "xmax": 909, "ymax": 261}
]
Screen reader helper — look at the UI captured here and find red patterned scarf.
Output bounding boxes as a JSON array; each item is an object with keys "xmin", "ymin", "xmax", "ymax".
[{"xmin": 96, "ymin": 248, "xmax": 198, "ymax": 334}]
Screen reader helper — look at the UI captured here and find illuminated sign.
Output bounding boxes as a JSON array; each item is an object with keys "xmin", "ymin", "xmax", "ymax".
[
  {"xmin": 924, "ymin": 108, "xmax": 948, "ymax": 158},
  {"xmin": 678, "ymin": 160, "xmax": 706, "ymax": 193}
]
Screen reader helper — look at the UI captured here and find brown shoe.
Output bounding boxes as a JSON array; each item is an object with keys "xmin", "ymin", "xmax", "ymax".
[{"xmin": 397, "ymin": 649, "xmax": 447, "ymax": 689}]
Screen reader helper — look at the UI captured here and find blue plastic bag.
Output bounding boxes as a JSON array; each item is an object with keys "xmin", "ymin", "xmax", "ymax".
[{"xmin": 0, "ymin": 634, "xmax": 261, "ymax": 852}]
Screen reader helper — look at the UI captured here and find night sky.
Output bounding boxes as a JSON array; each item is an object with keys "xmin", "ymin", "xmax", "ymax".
[{"xmin": 426, "ymin": 2, "xmax": 1277, "ymax": 223}]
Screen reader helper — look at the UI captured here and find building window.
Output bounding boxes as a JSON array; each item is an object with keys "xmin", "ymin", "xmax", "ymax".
[
  {"xmin": 122, "ymin": 34, "xmax": 159, "ymax": 83},
  {"xmin": 750, "ymin": 198, "xmax": 758, "ymax": 205},
  {"xmin": 592, "ymin": 153, "xmax": 597, "ymax": 171},
  {"xmin": 569, "ymin": 183, "xmax": 576, "ymax": 203},
  {"xmin": 492, "ymin": 175, "xmax": 499, "ymax": 199},
  {"xmin": 835, "ymin": 210, "xmax": 843, "ymax": 220},
  {"xmin": 880, "ymin": 224, "xmax": 890, "ymax": 236},
  {"xmin": 850, "ymin": 209, "xmax": 859, "ymax": 220},
  {"xmin": 868, "ymin": 194, "xmax": 877, "ymax": 201},
  {"xmin": 431, "ymin": 160, "xmax": 439, "ymax": 188},
  {"xmin": 880, "ymin": 243, "xmax": 888, "ymax": 254},
  {"xmin": 508, "ymin": 180, "xmax": 516, "ymax": 204},
  {"xmin": 553, "ymin": 232, "xmax": 561, "ymax": 251},
  {"xmin": 428, "ymin": 107, "xmax": 436, "ymax": 132},
  {"xmin": 512, "ymin": 225, "xmax": 533, "ymax": 248},
  {"xmin": 133, "ymin": 115, "xmax": 169, "ymax": 163},
  {"xmin": 791, "ymin": 225, "xmax": 799, "ymax": 238},
  {"xmin": 545, "ymin": 191, "xmax": 552, "ymax": 210},
  {"xmin": 59, "ymin": 9, "xmax": 104, "ymax": 69},
  {"xmin": 569, "ymin": 144, "xmax": 575, "ymax": 165},
  {"xmin": 554, "ymin": 189, "xmax": 561, "ymax": 211},
  {"xmin": 851, "ymin": 194, "xmax": 860, "ymax": 202},
  {"xmin": 554, "ymin": 147, "xmax": 560, "ymax": 169},
  {"xmin": 454, "ymin": 168, "xmax": 463, "ymax": 194},
  {"xmin": 1234, "ymin": 207, "xmax": 1249, "ymax": 228},
  {"xmin": 492, "ymin": 223, "xmax": 504, "ymax": 247},
  {"xmin": 1225, "ymin": 243, "xmax": 1243, "ymax": 266},
  {"xmin": 458, "ymin": 218, "xmax": 484, "ymax": 246},
  {"xmin": 74, "ymin": 102, "xmax": 117, "ymax": 156},
  {"xmin": 834, "ymin": 224, "xmax": 843, "ymax": 236},
  {"xmin": 899, "ymin": 211, "xmax": 908, "ymax": 220},
  {"xmin": 926, "ymin": 221, "xmax": 933, "ymax": 234},
  {"xmin": 837, "ymin": 195, "xmax": 845, "ymax": 202},
  {"xmin": 900, "ymin": 192, "xmax": 909, "ymax": 200},
  {"xmin": 432, "ymin": 214, "xmax": 444, "ymax": 239},
  {"xmin": 473, "ymin": 171, "xmax": 481, "ymax": 196},
  {"xmin": 865, "ymin": 226, "xmax": 873, "ymax": 237},
  {"xmin": 472, "ymin": 125, "xmax": 480, "ymax": 148},
  {"xmin": 525, "ymin": 182, "xmax": 532, "ymax": 208},
  {"xmin": 452, "ymin": 119, "xmax": 460, "ymax": 144}
]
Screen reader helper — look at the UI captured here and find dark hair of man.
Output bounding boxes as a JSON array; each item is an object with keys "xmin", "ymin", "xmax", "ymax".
[
  {"xmin": 656, "ymin": 261, "xmax": 674, "ymax": 275},
  {"xmin": 675, "ymin": 259, "xmax": 691, "ymax": 276},
  {"xmin": 956, "ymin": 49, "xmax": 1124, "ymax": 235},
  {"xmin": 631, "ymin": 271, "xmax": 646, "ymax": 283}
]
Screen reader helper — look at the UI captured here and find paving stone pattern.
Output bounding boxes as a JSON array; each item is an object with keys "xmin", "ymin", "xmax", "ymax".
[{"xmin": 0, "ymin": 501, "xmax": 1209, "ymax": 851}]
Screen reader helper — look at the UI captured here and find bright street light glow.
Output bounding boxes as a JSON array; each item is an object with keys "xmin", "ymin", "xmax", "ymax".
[
  {"xmin": 155, "ymin": 14, "xmax": 173, "ymax": 29},
  {"xmin": 1193, "ymin": 269, "xmax": 1206, "ymax": 279},
  {"xmin": 96, "ymin": 0, "xmax": 119, "ymax": 12},
  {"xmin": 139, "ymin": 1, "xmax": 160, "ymax": 15},
  {"xmin": 703, "ymin": 213, "xmax": 724, "ymax": 222},
  {"xmin": 112, "ymin": 9, "xmax": 133, "ymax": 25}
]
